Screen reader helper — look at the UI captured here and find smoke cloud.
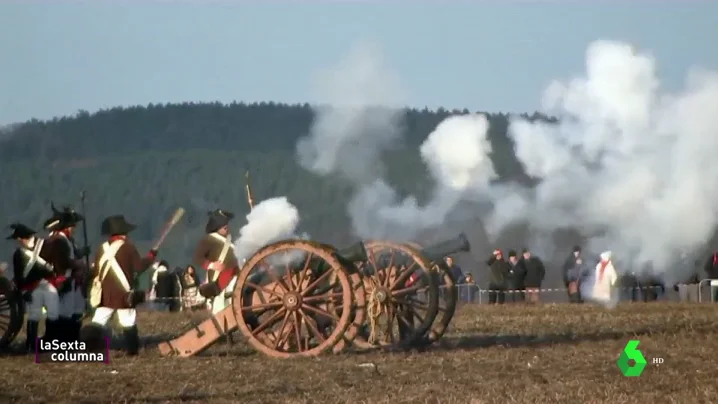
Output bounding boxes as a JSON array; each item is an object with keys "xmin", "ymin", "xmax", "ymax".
[
  {"xmin": 297, "ymin": 43, "xmax": 495, "ymax": 242},
  {"xmin": 495, "ymin": 40, "xmax": 718, "ymax": 284},
  {"xmin": 296, "ymin": 42, "xmax": 405, "ymax": 185},
  {"xmin": 232, "ymin": 196, "xmax": 304, "ymax": 263},
  {"xmin": 299, "ymin": 39, "xmax": 718, "ymax": 285}
]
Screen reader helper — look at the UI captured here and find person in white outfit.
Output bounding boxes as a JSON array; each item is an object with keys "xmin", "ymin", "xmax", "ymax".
[{"xmin": 591, "ymin": 251, "xmax": 618, "ymax": 303}]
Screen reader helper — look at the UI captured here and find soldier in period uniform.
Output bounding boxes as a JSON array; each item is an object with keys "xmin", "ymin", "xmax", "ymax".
[
  {"xmin": 43, "ymin": 205, "xmax": 91, "ymax": 342},
  {"xmin": 7, "ymin": 223, "xmax": 64, "ymax": 352},
  {"xmin": 193, "ymin": 209, "xmax": 240, "ymax": 313},
  {"xmin": 83, "ymin": 215, "xmax": 156, "ymax": 355}
]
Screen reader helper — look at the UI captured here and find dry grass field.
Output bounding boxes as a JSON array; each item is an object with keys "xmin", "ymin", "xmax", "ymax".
[{"xmin": 2, "ymin": 302, "xmax": 717, "ymax": 404}]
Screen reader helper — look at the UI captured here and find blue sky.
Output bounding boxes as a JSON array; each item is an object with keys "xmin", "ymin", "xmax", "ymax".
[{"xmin": 1, "ymin": 1, "xmax": 716, "ymax": 124}]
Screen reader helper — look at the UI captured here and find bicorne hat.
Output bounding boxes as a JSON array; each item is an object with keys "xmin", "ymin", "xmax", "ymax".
[
  {"xmin": 6, "ymin": 223, "xmax": 36, "ymax": 240},
  {"xmin": 44, "ymin": 202, "xmax": 85, "ymax": 232},
  {"xmin": 205, "ymin": 209, "xmax": 234, "ymax": 234},
  {"xmin": 100, "ymin": 215, "xmax": 137, "ymax": 236}
]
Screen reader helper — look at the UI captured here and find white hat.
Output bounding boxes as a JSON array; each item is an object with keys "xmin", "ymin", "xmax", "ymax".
[{"xmin": 600, "ymin": 251, "xmax": 612, "ymax": 261}]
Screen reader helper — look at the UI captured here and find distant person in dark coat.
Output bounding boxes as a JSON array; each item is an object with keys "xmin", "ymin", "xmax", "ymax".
[
  {"xmin": 618, "ymin": 269, "xmax": 640, "ymax": 302},
  {"xmin": 506, "ymin": 250, "xmax": 525, "ymax": 302},
  {"xmin": 444, "ymin": 256, "xmax": 465, "ymax": 284},
  {"xmin": 703, "ymin": 253, "xmax": 718, "ymax": 302},
  {"xmin": 674, "ymin": 263, "xmax": 700, "ymax": 303},
  {"xmin": 155, "ymin": 260, "xmax": 177, "ymax": 312},
  {"xmin": 444, "ymin": 256, "xmax": 467, "ymax": 301},
  {"xmin": 562, "ymin": 246, "xmax": 586, "ymax": 303},
  {"xmin": 463, "ymin": 273, "xmax": 479, "ymax": 303},
  {"xmin": 486, "ymin": 249, "xmax": 511, "ymax": 304},
  {"xmin": 638, "ymin": 263, "xmax": 665, "ymax": 302},
  {"xmin": 520, "ymin": 248, "xmax": 546, "ymax": 303}
]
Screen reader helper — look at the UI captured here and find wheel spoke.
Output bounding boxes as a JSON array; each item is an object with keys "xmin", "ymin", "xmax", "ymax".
[
  {"xmin": 251, "ymin": 308, "xmax": 286, "ymax": 336},
  {"xmin": 392, "ymin": 296, "xmax": 429, "ymax": 309},
  {"xmin": 304, "ymin": 292, "xmax": 343, "ymax": 304},
  {"xmin": 300, "ymin": 268, "xmax": 333, "ymax": 296},
  {"xmin": 301, "ymin": 304, "xmax": 340, "ymax": 322},
  {"xmin": 293, "ymin": 312, "xmax": 302, "ymax": 349},
  {"xmin": 383, "ymin": 250, "xmax": 396, "ymax": 287},
  {"xmin": 389, "ymin": 262, "xmax": 418, "ymax": 290},
  {"xmin": 299, "ymin": 310, "xmax": 326, "ymax": 343},
  {"xmin": 272, "ymin": 311, "xmax": 292, "ymax": 350},
  {"xmin": 240, "ymin": 300, "xmax": 283, "ymax": 313},
  {"xmin": 245, "ymin": 282, "xmax": 283, "ymax": 299},
  {"xmin": 261, "ymin": 261, "xmax": 291, "ymax": 292},
  {"xmin": 392, "ymin": 285, "xmax": 422, "ymax": 297}
]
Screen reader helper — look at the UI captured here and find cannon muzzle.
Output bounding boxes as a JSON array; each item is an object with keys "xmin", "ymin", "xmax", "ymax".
[
  {"xmin": 335, "ymin": 241, "xmax": 368, "ymax": 265},
  {"xmin": 420, "ymin": 233, "xmax": 471, "ymax": 263}
]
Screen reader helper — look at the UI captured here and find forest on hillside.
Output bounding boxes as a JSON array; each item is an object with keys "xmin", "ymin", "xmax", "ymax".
[{"xmin": 0, "ymin": 102, "xmax": 560, "ymax": 281}]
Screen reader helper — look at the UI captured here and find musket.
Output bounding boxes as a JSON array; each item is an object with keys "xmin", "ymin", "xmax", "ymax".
[
  {"xmin": 79, "ymin": 191, "xmax": 91, "ymax": 273},
  {"xmin": 245, "ymin": 170, "xmax": 254, "ymax": 210},
  {"xmin": 79, "ymin": 190, "xmax": 92, "ymax": 315}
]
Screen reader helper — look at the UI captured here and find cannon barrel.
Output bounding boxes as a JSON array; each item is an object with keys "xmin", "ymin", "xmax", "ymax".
[
  {"xmin": 312, "ymin": 241, "xmax": 367, "ymax": 274},
  {"xmin": 420, "ymin": 232, "xmax": 471, "ymax": 263},
  {"xmin": 334, "ymin": 241, "xmax": 368, "ymax": 267},
  {"xmin": 372, "ymin": 233, "xmax": 471, "ymax": 269}
]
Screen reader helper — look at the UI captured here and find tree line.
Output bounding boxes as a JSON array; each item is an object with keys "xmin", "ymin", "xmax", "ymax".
[{"xmin": 0, "ymin": 102, "xmax": 564, "ymax": 283}]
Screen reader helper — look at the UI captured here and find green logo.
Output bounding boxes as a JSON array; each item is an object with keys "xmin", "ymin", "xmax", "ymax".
[{"xmin": 617, "ymin": 340, "xmax": 647, "ymax": 377}]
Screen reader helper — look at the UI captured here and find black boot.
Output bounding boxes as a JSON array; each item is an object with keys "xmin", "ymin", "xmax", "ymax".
[
  {"xmin": 25, "ymin": 320, "xmax": 39, "ymax": 353},
  {"xmin": 56, "ymin": 317, "xmax": 70, "ymax": 342},
  {"xmin": 80, "ymin": 323, "xmax": 106, "ymax": 352},
  {"xmin": 70, "ymin": 314, "xmax": 83, "ymax": 342},
  {"xmin": 43, "ymin": 318, "xmax": 59, "ymax": 342},
  {"xmin": 123, "ymin": 326, "xmax": 140, "ymax": 356}
]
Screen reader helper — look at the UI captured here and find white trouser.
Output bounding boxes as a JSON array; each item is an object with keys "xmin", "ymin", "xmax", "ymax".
[
  {"xmin": 210, "ymin": 275, "xmax": 237, "ymax": 314},
  {"xmin": 27, "ymin": 280, "xmax": 60, "ymax": 321},
  {"xmin": 91, "ymin": 307, "xmax": 137, "ymax": 328},
  {"xmin": 59, "ymin": 281, "xmax": 86, "ymax": 317}
]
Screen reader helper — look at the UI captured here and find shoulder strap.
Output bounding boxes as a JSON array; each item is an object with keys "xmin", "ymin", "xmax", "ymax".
[
  {"xmin": 22, "ymin": 238, "xmax": 51, "ymax": 277},
  {"xmin": 98, "ymin": 240, "xmax": 130, "ymax": 291},
  {"xmin": 209, "ymin": 233, "xmax": 233, "ymax": 264}
]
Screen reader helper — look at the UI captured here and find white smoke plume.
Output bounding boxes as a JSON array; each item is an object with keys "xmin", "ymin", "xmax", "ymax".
[
  {"xmin": 298, "ymin": 43, "xmax": 495, "ymax": 242},
  {"xmin": 492, "ymin": 40, "xmax": 718, "ymax": 284},
  {"xmin": 348, "ymin": 114, "xmax": 495, "ymax": 240},
  {"xmin": 296, "ymin": 42, "xmax": 405, "ymax": 185},
  {"xmin": 232, "ymin": 197, "xmax": 305, "ymax": 264}
]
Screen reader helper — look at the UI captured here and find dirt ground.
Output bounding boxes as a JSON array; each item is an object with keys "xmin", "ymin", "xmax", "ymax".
[{"xmin": 1, "ymin": 302, "xmax": 716, "ymax": 404}]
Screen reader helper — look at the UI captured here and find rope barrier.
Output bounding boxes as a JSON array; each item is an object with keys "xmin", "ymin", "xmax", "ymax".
[{"xmin": 450, "ymin": 284, "xmax": 702, "ymax": 294}]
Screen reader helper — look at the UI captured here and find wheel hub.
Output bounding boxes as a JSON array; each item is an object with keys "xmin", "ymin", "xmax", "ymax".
[
  {"xmin": 283, "ymin": 292, "xmax": 302, "ymax": 310},
  {"xmin": 374, "ymin": 288, "xmax": 389, "ymax": 303}
]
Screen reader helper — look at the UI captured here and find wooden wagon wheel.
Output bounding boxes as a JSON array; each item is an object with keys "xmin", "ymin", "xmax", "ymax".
[
  {"xmin": 232, "ymin": 239, "xmax": 355, "ymax": 358},
  {"xmin": 406, "ymin": 242, "xmax": 458, "ymax": 345},
  {"xmin": 0, "ymin": 277, "xmax": 24, "ymax": 351},
  {"xmin": 353, "ymin": 241, "xmax": 439, "ymax": 349},
  {"xmin": 328, "ymin": 269, "xmax": 367, "ymax": 354}
]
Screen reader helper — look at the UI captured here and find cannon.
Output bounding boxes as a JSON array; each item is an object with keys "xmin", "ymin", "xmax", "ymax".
[
  {"xmin": 158, "ymin": 239, "xmax": 368, "ymax": 358},
  {"xmin": 350, "ymin": 233, "xmax": 471, "ymax": 349},
  {"xmin": 405, "ymin": 234, "xmax": 470, "ymax": 344},
  {"xmin": 158, "ymin": 233, "xmax": 470, "ymax": 358},
  {"xmin": 0, "ymin": 276, "xmax": 25, "ymax": 351}
]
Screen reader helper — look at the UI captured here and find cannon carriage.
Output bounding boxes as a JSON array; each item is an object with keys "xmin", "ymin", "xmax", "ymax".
[
  {"xmin": 158, "ymin": 233, "xmax": 470, "ymax": 358},
  {"xmin": 0, "ymin": 275, "xmax": 25, "ymax": 351}
]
